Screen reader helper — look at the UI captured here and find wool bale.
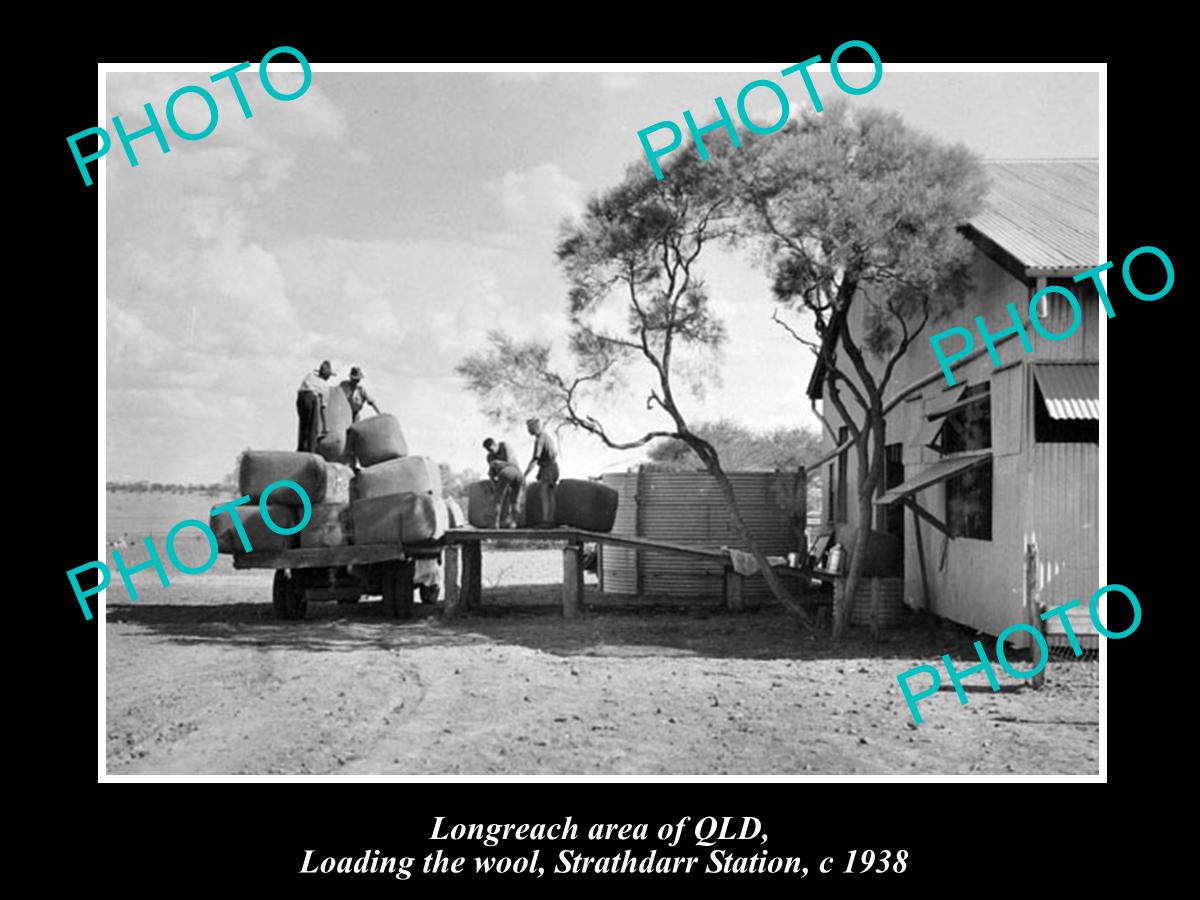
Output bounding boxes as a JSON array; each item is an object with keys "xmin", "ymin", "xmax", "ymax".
[
  {"xmin": 399, "ymin": 493, "xmax": 450, "ymax": 544},
  {"xmin": 553, "ymin": 479, "xmax": 619, "ymax": 532},
  {"xmin": 321, "ymin": 461, "xmax": 354, "ymax": 504},
  {"xmin": 524, "ymin": 482, "xmax": 554, "ymax": 527},
  {"xmin": 351, "ymin": 495, "xmax": 402, "ymax": 545},
  {"xmin": 353, "ymin": 456, "xmax": 441, "ymax": 501},
  {"xmin": 445, "ymin": 496, "xmax": 465, "ymax": 529},
  {"xmin": 351, "ymin": 493, "xmax": 448, "ymax": 545},
  {"xmin": 211, "ymin": 503, "xmax": 299, "ymax": 553},
  {"xmin": 299, "ymin": 502, "xmax": 351, "ymax": 549},
  {"xmin": 239, "ymin": 451, "xmax": 326, "ymax": 507},
  {"xmin": 347, "ymin": 414, "xmax": 408, "ymax": 467},
  {"xmin": 314, "ymin": 386, "xmax": 353, "ymax": 463},
  {"xmin": 467, "ymin": 480, "xmax": 495, "ymax": 528}
]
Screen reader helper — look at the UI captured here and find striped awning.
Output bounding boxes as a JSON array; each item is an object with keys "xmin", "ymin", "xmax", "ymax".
[{"xmin": 1034, "ymin": 363, "xmax": 1099, "ymax": 420}]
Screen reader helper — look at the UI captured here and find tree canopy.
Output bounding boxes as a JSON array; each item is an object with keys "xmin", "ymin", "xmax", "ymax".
[
  {"xmin": 646, "ymin": 419, "xmax": 824, "ymax": 472},
  {"xmin": 731, "ymin": 102, "xmax": 989, "ymax": 637}
]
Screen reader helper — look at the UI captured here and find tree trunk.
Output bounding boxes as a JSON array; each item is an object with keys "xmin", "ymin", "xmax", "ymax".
[
  {"xmin": 706, "ymin": 461, "xmax": 813, "ymax": 629},
  {"xmin": 833, "ymin": 489, "xmax": 875, "ymax": 639}
]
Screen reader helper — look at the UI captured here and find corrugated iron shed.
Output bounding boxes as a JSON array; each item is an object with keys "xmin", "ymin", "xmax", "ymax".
[
  {"xmin": 970, "ymin": 160, "xmax": 1099, "ymax": 275},
  {"xmin": 600, "ymin": 471, "xmax": 800, "ymax": 599}
]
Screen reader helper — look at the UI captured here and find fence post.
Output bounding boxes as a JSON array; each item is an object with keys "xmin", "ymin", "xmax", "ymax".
[{"xmin": 723, "ymin": 567, "xmax": 745, "ymax": 612}]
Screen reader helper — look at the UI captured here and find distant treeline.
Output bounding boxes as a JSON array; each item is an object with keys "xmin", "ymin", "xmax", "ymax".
[{"xmin": 106, "ymin": 481, "xmax": 233, "ymax": 494}]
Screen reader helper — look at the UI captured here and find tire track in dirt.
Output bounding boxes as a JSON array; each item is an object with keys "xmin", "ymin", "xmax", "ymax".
[{"xmin": 107, "ymin": 620, "xmax": 427, "ymax": 774}]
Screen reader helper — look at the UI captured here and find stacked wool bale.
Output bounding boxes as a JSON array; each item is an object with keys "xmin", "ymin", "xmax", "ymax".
[
  {"xmin": 466, "ymin": 476, "xmax": 619, "ymax": 532},
  {"xmin": 213, "ymin": 450, "xmax": 354, "ymax": 552},
  {"xmin": 347, "ymin": 415, "xmax": 449, "ymax": 546},
  {"xmin": 212, "ymin": 413, "xmax": 451, "ymax": 554}
]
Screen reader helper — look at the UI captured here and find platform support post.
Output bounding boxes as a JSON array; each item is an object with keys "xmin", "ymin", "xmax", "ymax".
[{"xmin": 563, "ymin": 543, "xmax": 584, "ymax": 619}]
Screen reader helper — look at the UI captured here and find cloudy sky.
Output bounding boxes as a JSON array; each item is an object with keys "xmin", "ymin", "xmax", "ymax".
[{"xmin": 105, "ymin": 67, "xmax": 1098, "ymax": 483}]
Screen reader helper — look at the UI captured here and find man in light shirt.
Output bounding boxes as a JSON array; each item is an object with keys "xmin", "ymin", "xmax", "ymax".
[
  {"xmin": 523, "ymin": 417, "xmax": 559, "ymax": 526},
  {"xmin": 297, "ymin": 360, "xmax": 335, "ymax": 452},
  {"xmin": 340, "ymin": 366, "xmax": 382, "ymax": 423}
]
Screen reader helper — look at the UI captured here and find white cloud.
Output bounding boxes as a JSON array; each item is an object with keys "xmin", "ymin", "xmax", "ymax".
[
  {"xmin": 483, "ymin": 163, "xmax": 585, "ymax": 230},
  {"xmin": 485, "ymin": 72, "xmax": 545, "ymax": 86},
  {"xmin": 599, "ymin": 73, "xmax": 643, "ymax": 92},
  {"xmin": 104, "ymin": 70, "xmax": 348, "ymax": 199}
]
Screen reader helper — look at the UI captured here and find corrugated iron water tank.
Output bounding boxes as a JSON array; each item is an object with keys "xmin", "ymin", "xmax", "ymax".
[{"xmin": 599, "ymin": 470, "xmax": 804, "ymax": 599}]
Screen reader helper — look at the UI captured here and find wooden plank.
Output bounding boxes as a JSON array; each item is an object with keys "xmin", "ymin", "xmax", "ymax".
[
  {"xmin": 905, "ymin": 498, "xmax": 954, "ymax": 539},
  {"xmin": 723, "ymin": 569, "xmax": 745, "ymax": 612},
  {"xmin": 446, "ymin": 527, "xmax": 734, "ymax": 562},
  {"xmin": 442, "ymin": 544, "xmax": 461, "ymax": 618},
  {"xmin": 232, "ymin": 543, "xmax": 407, "ymax": 570},
  {"xmin": 562, "ymin": 544, "xmax": 584, "ymax": 619},
  {"xmin": 447, "ymin": 527, "xmax": 578, "ymax": 542}
]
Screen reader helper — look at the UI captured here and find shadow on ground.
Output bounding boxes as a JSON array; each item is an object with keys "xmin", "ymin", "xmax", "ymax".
[{"xmin": 105, "ymin": 582, "xmax": 1055, "ymax": 667}]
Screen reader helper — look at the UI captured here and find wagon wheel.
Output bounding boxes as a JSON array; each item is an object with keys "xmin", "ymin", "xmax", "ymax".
[
  {"xmin": 380, "ymin": 560, "xmax": 415, "ymax": 620},
  {"xmin": 272, "ymin": 569, "xmax": 308, "ymax": 620}
]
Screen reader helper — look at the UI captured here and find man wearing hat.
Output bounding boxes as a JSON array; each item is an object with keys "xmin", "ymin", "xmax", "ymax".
[
  {"xmin": 340, "ymin": 366, "xmax": 381, "ymax": 423},
  {"xmin": 297, "ymin": 360, "xmax": 336, "ymax": 452}
]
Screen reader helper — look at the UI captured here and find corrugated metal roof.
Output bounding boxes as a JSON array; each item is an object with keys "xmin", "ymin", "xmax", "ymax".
[
  {"xmin": 1034, "ymin": 362, "xmax": 1099, "ymax": 420},
  {"xmin": 970, "ymin": 161, "xmax": 1099, "ymax": 274},
  {"xmin": 876, "ymin": 452, "xmax": 991, "ymax": 506}
]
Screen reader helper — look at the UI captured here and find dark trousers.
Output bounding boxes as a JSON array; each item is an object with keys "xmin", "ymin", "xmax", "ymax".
[
  {"xmin": 296, "ymin": 391, "xmax": 322, "ymax": 452},
  {"xmin": 493, "ymin": 475, "xmax": 522, "ymax": 526},
  {"xmin": 535, "ymin": 461, "xmax": 559, "ymax": 525}
]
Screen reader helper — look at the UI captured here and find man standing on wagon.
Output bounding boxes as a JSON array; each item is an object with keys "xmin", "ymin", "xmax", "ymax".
[
  {"xmin": 340, "ymin": 366, "xmax": 382, "ymax": 423},
  {"xmin": 296, "ymin": 360, "xmax": 335, "ymax": 452}
]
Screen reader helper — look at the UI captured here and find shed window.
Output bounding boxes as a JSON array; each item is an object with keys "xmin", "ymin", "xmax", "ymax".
[
  {"xmin": 946, "ymin": 458, "xmax": 992, "ymax": 541},
  {"xmin": 933, "ymin": 383, "xmax": 991, "ymax": 454},
  {"xmin": 880, "ymin": 442, "xmax": 905, "ymax": 538}
]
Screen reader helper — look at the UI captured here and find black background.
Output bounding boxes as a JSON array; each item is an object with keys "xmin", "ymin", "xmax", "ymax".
[{"xmin": 38, "ymin": 14, "xmax": 1179, "ymax": 892}]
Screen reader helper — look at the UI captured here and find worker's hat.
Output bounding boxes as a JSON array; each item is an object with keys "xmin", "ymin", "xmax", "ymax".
[{"xmin": 350, "ymin": 366, "xmax": 364, "ymax": 379}]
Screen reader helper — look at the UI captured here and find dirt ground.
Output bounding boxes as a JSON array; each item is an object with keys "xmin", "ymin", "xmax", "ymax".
[{"xmin": 104, "ymin": 545, "xmax": 1099, "ymax": 776}]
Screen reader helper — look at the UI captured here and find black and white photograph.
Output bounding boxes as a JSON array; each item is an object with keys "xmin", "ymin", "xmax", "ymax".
[{"xmin": 99, "ymin": 62, "xmax": 1102, "ymax": 778}]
